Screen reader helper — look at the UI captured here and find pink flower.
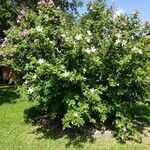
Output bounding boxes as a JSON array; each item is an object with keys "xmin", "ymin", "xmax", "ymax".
[
  {"xmin": 21, "ymin": 29, "xmax": 28, "ymax": 37},
  {"xmin": 20, "ymin": 9, "xmax": 26, "ymax": 16},
  {"xmin": 47, "ymin": 0, "xmax": 54, "ymax": 5},
  {"xmin": 145, "ymin": 21, "xmax": 150, "ymax": 26},
  {"xmin": 16, "ymin": 15, "xmax": 22, "ymax": 23},
  {"xmin": 17, "ymin": 15, "xmax": 22, "ymax": 20}
]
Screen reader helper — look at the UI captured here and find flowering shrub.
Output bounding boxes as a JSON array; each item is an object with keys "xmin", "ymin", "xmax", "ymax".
[{"xmin": 3, "ymin": 1, "xmax": 150, "ymax": 142}]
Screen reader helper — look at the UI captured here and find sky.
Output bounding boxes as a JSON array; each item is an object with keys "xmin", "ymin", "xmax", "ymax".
[{"xmin": 78, "ymin": 0, "xmax": 150, "ymax": 22}]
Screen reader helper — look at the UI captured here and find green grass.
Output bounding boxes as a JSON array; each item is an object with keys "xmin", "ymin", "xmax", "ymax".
[{"xmin": 0, "ymin": 85, "xmax": 150, "ymax": 150}]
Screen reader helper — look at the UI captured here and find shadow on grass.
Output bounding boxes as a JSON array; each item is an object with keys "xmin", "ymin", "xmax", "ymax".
[
  {"xmin": 24, "ymin": 106, "xmax": 95, "ymax": 148},
  {"xmin": 132, "ymin": 104, "xmax": 150, "ymax": 123},
  {"xmin": 24, "ymin": 102, "xmax": 150, "ymax": 147},
  {"xmin": 131, "ymin": 104, "xmax": 150, "ymax": 135},
  {"xmin": 0, "ymin": 85, "xmax": 19, "ymax": 105}
]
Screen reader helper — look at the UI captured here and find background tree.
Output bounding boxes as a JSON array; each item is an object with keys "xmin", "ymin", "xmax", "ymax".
[{"xmin": 0, "ymin": 0, "xmax": 82, "ymax": 39}]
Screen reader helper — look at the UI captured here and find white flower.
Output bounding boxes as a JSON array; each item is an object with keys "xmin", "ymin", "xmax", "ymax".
[
  {"xmin": 89, "ymin": 4, "xmax": 94, "ymax": 10},
  {"xmin": 122, "ymin": 40, "xmax": 127, "ymax": 46},
  {"xmin": 61, "ymin": 34, "xmax": 66, "ymax": 38},
  {"xmin": 50, "ymin": 40, "xmax": 55, "ymax": 45},
  {"xmin": 85, "ymin": 37, "xmax": 91, "ymax": 43},
  {"xmin": 83, "ymin": 68, "xmax": 86, "ymax": 73},
  {"xmin": 4, "ymin": 37, "xmax": 8, "ymax": 42},
  {"xmin": 132, "ymin": 46, "xmax": 138, "ymax": 51},
  {"xmin": 38, "ymin": 58, "xmax": 44, "ymax": 64},
  {"xmin": 116, "ymin": 33, "xmax": 122, "ymax": 39},
  {"xmin": 115, "ymin": 39, "xmax": 121, "ymax": 45},
  {"xmin": 85, "ymin": 47, "xmax": 96, "ymax": 54},
  {"xmin": 113, "ymin": 8, "xmax": 124, "ymax": 19},
  {"xmin": 91, "ymin": 47, "xmax": 96, "ymax": 52},
  {"xmin": 36, "ymin": 26, "xmax": 43, "ymax": 32},
  {"xmin": 74, "ymin": 112, "xmax": 78, "ymax": 117},
  {"xmin": 57, "ymin": 6, "xmax": 60, "ymax": 10},
  {"xmin": 131, "ymin": 35, "xmax": 135, "ymax": 40},
  {"xmin": 63, "ymin": 71, "xmax": 70, "ymax": 77},
  {"xmin": 28, "ymin": 87, "xmax": 34, "ymax": 94},
  {"xmin": 138, "ymin": 49, "xmax": 143, "ymax": 54},
  {"xmin": 38, "ymin": 0, "xmax": 46, "ymax": 5},
  {"xmin": 75, "ymin": 34, "xmax": 82, "ymax": 41},
  {"xmin": 123, "ymin": 127, "xmax": 127, "ymax": 132},
  {"xmin": 24, "ymin": 80, "xmax": 28, "ymax": 84},
  {"xmin": 132, "ymin": 47, "xmax": 143, "ymax": 54},
  {"xmin": 1, "ymin": 43, "xmax": 6, "ymax": 47},
  {"xmin": 33, "ymin": 75, "xmax": 37, "ymax": 79},
  {"xmin": 90, "ymin": 88, "xmax": 96, "ymax": 93},
  {"xmin": 87, "ymin": 30, "xmax": 92, "ymax": 36},
  {"xmin": 60, "ymin": 65, "xmax": 65, "ymax": 70},
  {"xmin": 17, "ymin": 19, "xmax": 20, "ymax": 23}
]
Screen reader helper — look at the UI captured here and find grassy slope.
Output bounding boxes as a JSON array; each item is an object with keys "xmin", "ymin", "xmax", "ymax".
[{"xmin": 0, "ymin": 85, "xmax": 149, "ymax": 150}]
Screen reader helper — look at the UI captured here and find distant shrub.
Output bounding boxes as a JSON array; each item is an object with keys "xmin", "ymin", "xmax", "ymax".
[{"xmin": 3, "ymin": 2, "xmax": 150, "ymax": 142}]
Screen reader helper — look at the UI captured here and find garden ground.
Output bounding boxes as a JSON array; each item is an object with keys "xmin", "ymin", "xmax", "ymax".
[{"xmin": 0, "ymin": 85, "xmax": 150, "ymax": 150}]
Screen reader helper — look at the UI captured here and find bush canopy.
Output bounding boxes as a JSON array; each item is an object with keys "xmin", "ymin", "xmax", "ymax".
[{"xmin": 2, "ymin": 1, "xmax": 150, "ymax": 142}]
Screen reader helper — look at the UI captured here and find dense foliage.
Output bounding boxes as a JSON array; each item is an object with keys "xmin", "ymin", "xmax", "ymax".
[{"xmin": 3, "ymin": 1, "xmax": 150, "ymax": 142}]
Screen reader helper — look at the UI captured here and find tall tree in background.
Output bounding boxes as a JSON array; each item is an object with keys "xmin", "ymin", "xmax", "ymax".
[
  {"xmin": 0, "ymin": 0, "xmax": 17, "ymax": 38},
  {"xmin": 0, "ymin": 0, "xmax": 82, "ymax": 39}
]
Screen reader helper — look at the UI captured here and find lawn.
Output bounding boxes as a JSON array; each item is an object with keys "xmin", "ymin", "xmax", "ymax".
[{"xmin": 0, "ymin": 85, "xmax": 150, "ymax": 150}]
